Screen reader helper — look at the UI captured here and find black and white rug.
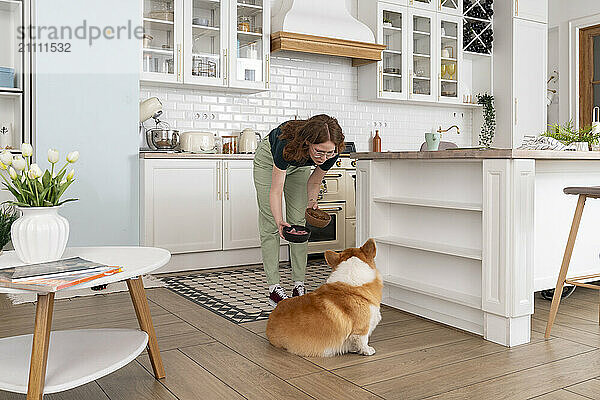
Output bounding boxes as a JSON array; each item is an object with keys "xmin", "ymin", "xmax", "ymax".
[{"xmin": 160, "ymin": 259, "xmax": 331, "ymax": 324}]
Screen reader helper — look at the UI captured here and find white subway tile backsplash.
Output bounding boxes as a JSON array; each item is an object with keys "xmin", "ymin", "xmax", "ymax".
[{"xmin": 141, "ymin": 52, "xmax": 474, "ymax": 151}]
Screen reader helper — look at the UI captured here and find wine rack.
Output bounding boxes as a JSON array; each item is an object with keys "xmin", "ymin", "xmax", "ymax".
[{"xmin": 463, "ymin": 0, "xmax": 493, "ymax": 55}]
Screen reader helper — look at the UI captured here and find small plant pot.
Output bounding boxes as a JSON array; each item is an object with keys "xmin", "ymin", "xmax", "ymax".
[
  {"xmin": 282, "ymin": 225, "xmax": 311, "ymax": 243},
  {"xmin": 305, "ymin": 208, "xmax": 332, "ymax": 228}
]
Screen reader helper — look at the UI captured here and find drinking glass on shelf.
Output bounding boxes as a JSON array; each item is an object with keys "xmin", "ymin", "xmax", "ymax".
[
  {"xmin": 441, "ymin": 64, "xmax": 447, "ymax": 79},
  {"xmin": 447, "ymin": 63, "xmax": 455, "ymax": 80}
]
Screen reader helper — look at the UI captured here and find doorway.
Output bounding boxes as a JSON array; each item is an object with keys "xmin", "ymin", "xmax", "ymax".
[{"xmin": 579, "ymin": 24, "xmax": 600, "ymax": 127}]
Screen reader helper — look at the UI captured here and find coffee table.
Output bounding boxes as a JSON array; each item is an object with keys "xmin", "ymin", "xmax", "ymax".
[{"xmin": 0, "ymin": 246, "xmax": 171, "ymax": 399}]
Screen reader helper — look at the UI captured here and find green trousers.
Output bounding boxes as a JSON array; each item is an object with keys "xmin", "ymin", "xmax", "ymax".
[{"xmin": 253, "ymin": 137, "xmax": 311, "ymax": 285}]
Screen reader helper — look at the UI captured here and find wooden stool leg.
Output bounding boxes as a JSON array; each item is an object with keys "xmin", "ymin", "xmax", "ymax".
[
  {"xmin": 545, "ymin": 194, "xmax": 587, "ymax": 338},
  {"xmin": 27, "ymin": 293, "xmax": 55, "ymax": 400},
  {"xmin": 127, "ymin": 277, "xmax": 165, "ymax": 379}
]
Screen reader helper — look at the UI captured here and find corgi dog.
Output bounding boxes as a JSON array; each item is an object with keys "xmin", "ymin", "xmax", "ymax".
[{"xmin": 266, "ymin": 239, "xmax": 383, "ymax": 357}]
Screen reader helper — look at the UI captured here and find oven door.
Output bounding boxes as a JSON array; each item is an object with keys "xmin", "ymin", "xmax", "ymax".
[
  {"xmin": 318, "ymin": 171, "xmax": 346, "ymax": 202},
  {"xmin": 307, "ymin": 203, "xmax": 346, "ymax": 254}
]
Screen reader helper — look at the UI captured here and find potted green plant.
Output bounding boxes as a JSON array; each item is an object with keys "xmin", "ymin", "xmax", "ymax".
[
  {"xmin": 0, "ymin": 205, "xmax": 18, "ymax": 253},
  {"xmin": 477, "ymin": 93, "xmax": 496, "ymax": 148},
  {"xmin": 383, "ymin": 17, "xmax": 393, "ymax": 27},
  {"xmin": 542, "ymin": 120, "xmax": 600, "ymax": 150},
  {"xmin": 0, "ymin": 143, "xmax": 79, "ymax": 263}
]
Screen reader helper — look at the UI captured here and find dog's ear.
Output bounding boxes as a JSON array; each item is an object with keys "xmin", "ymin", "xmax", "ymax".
[
  {"xmin": 360, "ymin": 238, "xmax": 377, "ymax": 259},
  {"xmin": 325, "ymin": 250, "xmax": 341, "ymax": 268}
]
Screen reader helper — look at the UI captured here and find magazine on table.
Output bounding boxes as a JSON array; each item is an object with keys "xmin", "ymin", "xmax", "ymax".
[{"xmin": 0, "ymin": 257, "xmax": 122, "ymax": 292}]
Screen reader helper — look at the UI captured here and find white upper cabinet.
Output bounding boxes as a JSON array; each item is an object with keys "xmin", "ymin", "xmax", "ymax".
[
  {"xmin": 379, "ymin": 2, "xmax": 408, "ymax": 100},
  {"xmin": 408, "ymin": 0, "xmax": 436, "ymax": 12},
  {"xmin": 437, "ymin": 14, "xmax": 462, "ymax": 103},
  {"xmin": 438, "ymin": 0, "xmax": 461, "ymax": 16},
  {"xmin": 513, "ymin": 18, "xmax": 546, "ymax": 147},
  {"xmin": 409, "ymin": 9, "xmax": 436, "ymax": 101},
  {"xmin": 513, "ymin": 0, "xmax": 547, "ymax": 24},
  {"xmin": 183, "ymin": 0, "xmax": 229, "ymax": 86},
  {"xmin": 141, "ymin": 0, "xmax": 270, "ymax": 90},
  {"xmin": 141, "ymin": 0, "xmax": 184, "ymax": 83},
  {"xmin": 228, "ymin": 0, "xmax": 270, "ymax": 90}
]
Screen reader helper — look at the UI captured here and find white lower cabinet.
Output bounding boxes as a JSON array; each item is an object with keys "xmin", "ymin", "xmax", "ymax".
[
  {"xmin": 141, "ymin": 158, "xmax": 260, "ymax": 254},
  {"xmin": 222, "ymin": 160, "xmax": 260, "ymax": 250}
]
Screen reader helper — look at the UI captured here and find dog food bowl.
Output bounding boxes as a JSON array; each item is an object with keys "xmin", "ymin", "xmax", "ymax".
[
  {"xmin": 282, "ymin": 225, "xmax": 311, "ymax": 243},
  {"xmin": 305, "ymin": 208, "xmax": 332, "ymax": 228}
]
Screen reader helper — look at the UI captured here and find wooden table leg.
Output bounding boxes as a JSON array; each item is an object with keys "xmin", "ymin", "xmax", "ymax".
[
  {"xmin": 545, "ymin": 194, "xmax": 586, "ymax": 339},
  {"xmin": 126, "ymin": 277, "xmax": 165, "ymax": 379},
  {"xmin": 27, "ymin": 292, "xmax": 55, "ymax": 400}
]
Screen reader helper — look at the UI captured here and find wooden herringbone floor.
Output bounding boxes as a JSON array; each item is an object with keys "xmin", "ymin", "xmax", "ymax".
[{"xmin": 0, "ymin": 284, "xmax": 599, "ymax": 399}]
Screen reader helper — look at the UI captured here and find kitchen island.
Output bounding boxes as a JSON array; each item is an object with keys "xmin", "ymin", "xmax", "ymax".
[{"xmin": 353, "ymin": 149, "xmax": 600, "ymax": 346}]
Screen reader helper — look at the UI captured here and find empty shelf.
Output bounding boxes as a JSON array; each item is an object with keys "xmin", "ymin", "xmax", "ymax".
[
  {"xmin": 373, "ymin": 196, "xmax": 482, "ymax": 211},
  {"xmin": 375, "ymin": 235, "xmax": 482, "ymax": 260}
]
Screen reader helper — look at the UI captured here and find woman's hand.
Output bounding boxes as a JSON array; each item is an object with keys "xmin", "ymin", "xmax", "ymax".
[
  {"xmin": 277, "ymin": 220, "xmax": 291, "ymax": 239},
  {"xmin": 307, "ymin": 198, "xmax": 318, "ymax": 210}
]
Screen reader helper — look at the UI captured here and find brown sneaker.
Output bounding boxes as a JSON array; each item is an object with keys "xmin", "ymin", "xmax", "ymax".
[
  {"xmin": 292, "ymin": 283, "xmax": 305, "ymax": 297},
  {"xmin": 268, "ymin": 285, "xmax": 288, "ymax": 308}
]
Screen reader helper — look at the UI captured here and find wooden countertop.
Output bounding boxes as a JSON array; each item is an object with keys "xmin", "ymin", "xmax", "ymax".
[
  {"xmin": 351, "ymin": 149, "xmax": 600, "ymax": 160},
  {"xmin": 140, "ymin": 151, "xmax": 255, "ymax": 160}
]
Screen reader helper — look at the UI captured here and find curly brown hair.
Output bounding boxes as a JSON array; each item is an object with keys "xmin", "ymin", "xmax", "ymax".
[{"xmin": 279, "ymin": 114, "xmax": 344, "ymax": 163}]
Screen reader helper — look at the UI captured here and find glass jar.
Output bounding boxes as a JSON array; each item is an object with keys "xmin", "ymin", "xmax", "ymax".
[
  {"xmin": 238, "ymin": 16, "xmax": 251, "ymax": 32},
  {"xmin": 222, "ymin": 136, "xmax": 238, "ymax": 154}
]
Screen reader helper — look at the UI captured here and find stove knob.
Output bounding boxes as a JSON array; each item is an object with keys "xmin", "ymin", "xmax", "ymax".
[
  {"xmin": 336, "ymin": 160, "xmax": 342, "ymax": 167},
  {"xmin": 351, "ymin": 160, "xmax": 356, "ymax": 167}
]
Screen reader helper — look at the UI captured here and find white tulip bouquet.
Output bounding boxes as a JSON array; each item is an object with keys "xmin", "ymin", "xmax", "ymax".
[{"xmin": 0, "ymin": 143, "xmax": 79, "ymax": 207}]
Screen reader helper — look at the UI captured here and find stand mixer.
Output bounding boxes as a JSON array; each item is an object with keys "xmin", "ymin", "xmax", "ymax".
[{"xmin": 139, "ymin": 97, "xmax": 180, "ymax": 151}]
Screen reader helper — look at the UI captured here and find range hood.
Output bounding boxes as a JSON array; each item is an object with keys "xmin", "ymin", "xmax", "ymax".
[{"xmin": 270, "ymin": 0, "xmax": 386, "ymax": 66}]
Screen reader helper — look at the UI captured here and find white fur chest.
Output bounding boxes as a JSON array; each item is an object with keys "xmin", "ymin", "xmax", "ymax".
[{"xmin": 326, "ymin": 257, "xmax": 376, "ymax": 286}]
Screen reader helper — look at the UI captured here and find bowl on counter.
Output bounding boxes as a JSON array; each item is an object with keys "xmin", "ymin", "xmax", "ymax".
[
  {"xmin": 305, "ymin": 208, "xmax": 331, "ymax": 228},
  {"xmin": 282, "ymin": 225, "xmax": 311, "ymax": 243},
  {"xmin": 147, "ymin": 128, "xmax": 180, "ymax": 150}
]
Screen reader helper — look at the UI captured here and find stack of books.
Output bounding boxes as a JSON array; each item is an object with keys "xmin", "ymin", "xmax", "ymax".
[{"xmin": 0, "ymin": 257, "xmax": 122, "ymax": 292}]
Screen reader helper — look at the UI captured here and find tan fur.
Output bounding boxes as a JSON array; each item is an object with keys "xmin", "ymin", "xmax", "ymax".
[{"xmin": 266, "ymin": 239, "xmax": 383, "ymax": 357}]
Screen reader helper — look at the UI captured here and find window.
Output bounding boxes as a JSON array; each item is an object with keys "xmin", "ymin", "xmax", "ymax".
[{"xmin": 579, "ymin": 24, "xmax": 600, "ymax": 127}]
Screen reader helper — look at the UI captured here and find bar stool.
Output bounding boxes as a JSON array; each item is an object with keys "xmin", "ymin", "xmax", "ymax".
[{"xmin": 545, "ymin": 186, "xmax": 600, "ymax": 338}]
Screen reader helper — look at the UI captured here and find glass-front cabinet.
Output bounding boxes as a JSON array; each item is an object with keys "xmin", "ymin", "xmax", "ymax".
[
  {"xmin": 378, "ymin": 2, "xmax": 408, "ymax": 100},
  {"xmin": 437, "ymin": 14, "xmax": 462, "ymax": 103},
  {"xmin": 409, "ymin": 0, "xmax": 435, "ymax": 11},
  {"xmin": 142, "ymin": 0, "xmax": 183, "ymax": 83},
  {"xmin": 439, "ymin": 0, "xmax": 461, "ymax": 15},
  {"xmin": 141, "ymin": 0, "xmax": 269, "ymax": 90},
  {"xmin": 229, "ymin": 0, "xmax": 268, "ymax": 90},
  {"xmin": 409, "ymin": 10, "xmax": 435, "ymax": 101},
  {"xmin": 184, "ymin": 0, "xmax": 228, "ymax": 85},
  {"xmin": 358, "ymin": 0, "xmax": 468, "ymax": 106},
  {"xmin": 0, "ymin": 0, "xmax": 31, "ymax": 150}
]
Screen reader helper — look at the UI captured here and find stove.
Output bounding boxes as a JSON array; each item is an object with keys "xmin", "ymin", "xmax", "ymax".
[{"xmin": 307, "ymin": 142, "xmax": 356, "ymax": 253}]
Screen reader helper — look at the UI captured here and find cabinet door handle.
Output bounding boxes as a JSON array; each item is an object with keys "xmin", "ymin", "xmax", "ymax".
[
  {"xmin": 515, "ymin": 0, "xmax": 518, "ymax": 16},
  {"xmin": 216, "ymin": 162, "xmax": 221, "ymax": 200},
  {"xmin": 514, "ymin": 98, "xmax": 518, "ymax": 126},
  {"xmin": 177, "ymin": 44, "xmax": 182, "ymax": 81},
  {"xmin": 266, "ymin": 54, "xmax": 271, "ymax": 89},
  {"xmin": 225, "ymin": 162, "xmax": 230, "ymax": 200},
  {"xmin": 378, "ymin": 65, "xmax": 383, "ymax": 95},
  {"xmin": 223, "ymin": 49, "xmax": 228, "ymax": 84}
]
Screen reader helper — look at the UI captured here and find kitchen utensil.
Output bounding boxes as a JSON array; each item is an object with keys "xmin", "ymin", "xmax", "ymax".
[
  {"xmin": 147, "ymin": 128, "xmax": 180, "ymax": 150},
  {"xmin": 305, "ymin": 208, "xmax": 332, "ymax": 228},
  {"xmin": 282, "ymin": 225, "xmax": 311, "ymax": 243},
  {"xmin": 222, "ymin": 135, "xmax": 238, "ymax": 154},
  {"xmin": 238, "ymin": 128, "xmax": 261, "ymax": 153},
  {"xmin": 143, "ymin": 34, "xmax": 153, "ymax": 48},
  {"xmin": 180, "ymin": 131, "xmax": 216, "ymax": 153},
  {"xmin": 139, "ymin": 97, "xmax": 163, "ymax": 123}
]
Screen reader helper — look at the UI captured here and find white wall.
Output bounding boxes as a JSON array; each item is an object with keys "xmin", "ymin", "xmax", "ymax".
[
  {"xmin": 548, "ymin": 0, "xmax": 600, "ymax": 124},
  {"xmin": 34, "ymin": 0, "xmax": 140, "ymax": 246},
  {"xmin": 141, "ymin": 51, "xmax": 474, "ymax": 152}
]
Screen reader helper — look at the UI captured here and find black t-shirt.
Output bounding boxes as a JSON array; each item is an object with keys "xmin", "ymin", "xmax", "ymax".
[{"xmin": 268, "ymin": 124, "xmax": 339, "ymax": 171}]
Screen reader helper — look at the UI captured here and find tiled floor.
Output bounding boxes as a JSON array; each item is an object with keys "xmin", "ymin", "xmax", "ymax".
[
  {"xmin": 160, "ymin": 260, "xmax": 330, "ymax": 323},
  {"xmin": 0, "ymin": 273, "xmax": 600, "ymax": 399}
]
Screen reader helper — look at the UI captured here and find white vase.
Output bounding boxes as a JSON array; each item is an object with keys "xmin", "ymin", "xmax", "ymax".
[{"xmin": 11, "ymin": 206, "xmax": 69, "ymax": 264}]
